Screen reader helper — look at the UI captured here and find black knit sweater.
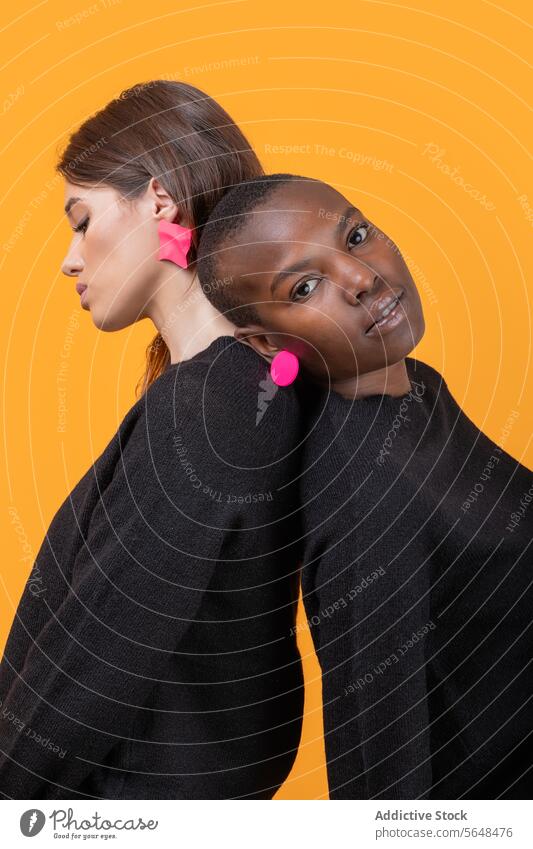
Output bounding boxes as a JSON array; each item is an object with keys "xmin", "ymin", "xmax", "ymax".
[
  {"xmin": 298, "ymin": 357, "xmax": 533, "ymax": 799},
  {"xmin": 0, "ymin": 335, "xmax": 304, "ymax": 800}
]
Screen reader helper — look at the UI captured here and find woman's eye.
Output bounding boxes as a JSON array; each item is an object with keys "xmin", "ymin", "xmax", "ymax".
[
  {"xmin": 292, "ymin": 278, "xmax": 321, "ymax": 301},
  {"xmin": 348, "ymin": 223, "xmax": 369, "ymax": 247},
  {"xmin": 73, "ymin": 217, "xmax": 89, "ymax": 234}
]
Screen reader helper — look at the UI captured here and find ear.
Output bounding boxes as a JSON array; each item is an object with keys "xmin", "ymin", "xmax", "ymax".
[
  {"xmin": 233, "ymin": 325, "xmax": 280, "ymax": 364},
  {"xmin": 148, "ymin": 177, "xmax": 182, "ymax": 224}
]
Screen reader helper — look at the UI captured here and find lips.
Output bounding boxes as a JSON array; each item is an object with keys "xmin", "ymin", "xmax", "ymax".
[
  {"xmin": 75, "ymin": 282, "xmax": 87, "ymax": 296},
  {"xmin": 365, "ymin": 289, "xmax": 404, "ymax": 333}
]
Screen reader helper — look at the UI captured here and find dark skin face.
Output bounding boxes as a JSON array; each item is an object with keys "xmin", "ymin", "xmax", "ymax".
[{"xmin": 224, "ymin": 180, "xmax": 425, "ymax": 399}]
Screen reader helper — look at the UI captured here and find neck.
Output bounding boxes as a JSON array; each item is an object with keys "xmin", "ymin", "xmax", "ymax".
[
  {"xmin": 331, "ymin": 359, "xmax": 411, "ymax": 400},
  {"xmin": 146, "ymin": 266, "xmax": 237, "ymax": 364}
]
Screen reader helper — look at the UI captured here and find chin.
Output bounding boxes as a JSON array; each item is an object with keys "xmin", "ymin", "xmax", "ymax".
[
  {"xmin": 90, "ymin": 308, "xmax": 136, "ymax": 333},
  {"xmin": 378, "ymin": 325, "xmax": 424, "ymax": 367},
  {"xmin": 395, "ymin": 305, "xmax": 425, "ymax": 357},
  {"xmin": 409, "ymin": 311, "xmax": 426, "ymax": 351},
  {"xmin": 416, "ymin": 314, "xmax": 426, "ymax": 345},
  {"xmin": 91, "ymin": 313, "xmax": 123, "ymax": 332}
]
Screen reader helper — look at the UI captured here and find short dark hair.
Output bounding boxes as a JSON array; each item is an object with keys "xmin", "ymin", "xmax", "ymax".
[{"xmin": 196, "ymin": 173, "xmax": 317, "ymax": 327}]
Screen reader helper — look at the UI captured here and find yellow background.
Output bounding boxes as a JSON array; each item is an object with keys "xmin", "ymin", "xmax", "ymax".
[{"xmin": 1, "ymin": 0, "xmax": 531, "ymax": 800}]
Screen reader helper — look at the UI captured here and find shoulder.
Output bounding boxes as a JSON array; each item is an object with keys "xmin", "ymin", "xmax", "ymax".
[
  {"xmin": 405, "ymin": 356, "xmax": 448, "ymax": 394},
  {"xmin": 135, "ymin": 337, "xmax": 304, "ymax": 469}
]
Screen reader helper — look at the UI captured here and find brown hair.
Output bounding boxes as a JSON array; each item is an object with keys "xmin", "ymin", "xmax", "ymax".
[{"xmin": 55, "ymin": 79, "xmax": 263, "ymax": 395}]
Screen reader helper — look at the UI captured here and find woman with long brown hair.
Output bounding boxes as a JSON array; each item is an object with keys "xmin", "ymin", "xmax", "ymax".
[{"xmin": 0, "ymin": 82, "xmax": 304, "ymax": 799}]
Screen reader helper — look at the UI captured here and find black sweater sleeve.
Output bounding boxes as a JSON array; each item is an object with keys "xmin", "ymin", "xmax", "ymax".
[{"xmin": 0, "ymin": 353, "xmax": 298, "ymax": 798}]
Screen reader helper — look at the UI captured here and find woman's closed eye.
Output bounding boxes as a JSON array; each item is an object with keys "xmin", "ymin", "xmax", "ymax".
[{"xmin": 72, "ymin": 216, "xmax": 89, "ymax": 235}]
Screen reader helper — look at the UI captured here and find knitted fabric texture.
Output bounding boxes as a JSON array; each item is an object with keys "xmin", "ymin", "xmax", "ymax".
[
  {"xmin": 0, "ymin": 336, "xmax": 304, "ymax": 800},
  {"xmin": 298, "ymin": 358, "xmax": 533, "ymax": 799}
]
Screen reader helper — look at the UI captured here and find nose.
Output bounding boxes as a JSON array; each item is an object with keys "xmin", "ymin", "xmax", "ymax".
[
  {"xmin": 61, "ymin": 241, "xmax": 84, "ymax": 277},
  {"xmin": 334, "ymin": 255, "xmax": 378, "ymax": 305}
]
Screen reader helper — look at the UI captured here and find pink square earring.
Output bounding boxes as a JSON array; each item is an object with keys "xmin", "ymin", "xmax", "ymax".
[
  {"xmin": 157, "ymin": 220, "xmax": 193, "ymax": 269},
  {"xmin": 270, "ymin": 350, "xmax": 299, "ymax": 386}
]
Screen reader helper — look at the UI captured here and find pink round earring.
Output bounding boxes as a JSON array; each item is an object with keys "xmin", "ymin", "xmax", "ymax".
[
  {"xmin": 157, "ymin": 220, "xmax": 193, "ymax": 269},
  {"xmin": 270, "ymin": 350, "xmax": 299, "ymax": 386}
]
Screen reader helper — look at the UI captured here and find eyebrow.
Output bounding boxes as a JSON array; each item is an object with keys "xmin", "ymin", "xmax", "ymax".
[
  {"xmin": 64, "ymin": 196, "xmax": 83, "ymax": 215},
  {"xmin": 270, "ymin": 256, "xmax": 316, "ymax": 295},
  {"xmin": 269, "ymin": 205, "xmax": 362, "ymax": 295},
  {"xmin": 334, "ymin": 206, "xmax": 360, "ymax": 236}
]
